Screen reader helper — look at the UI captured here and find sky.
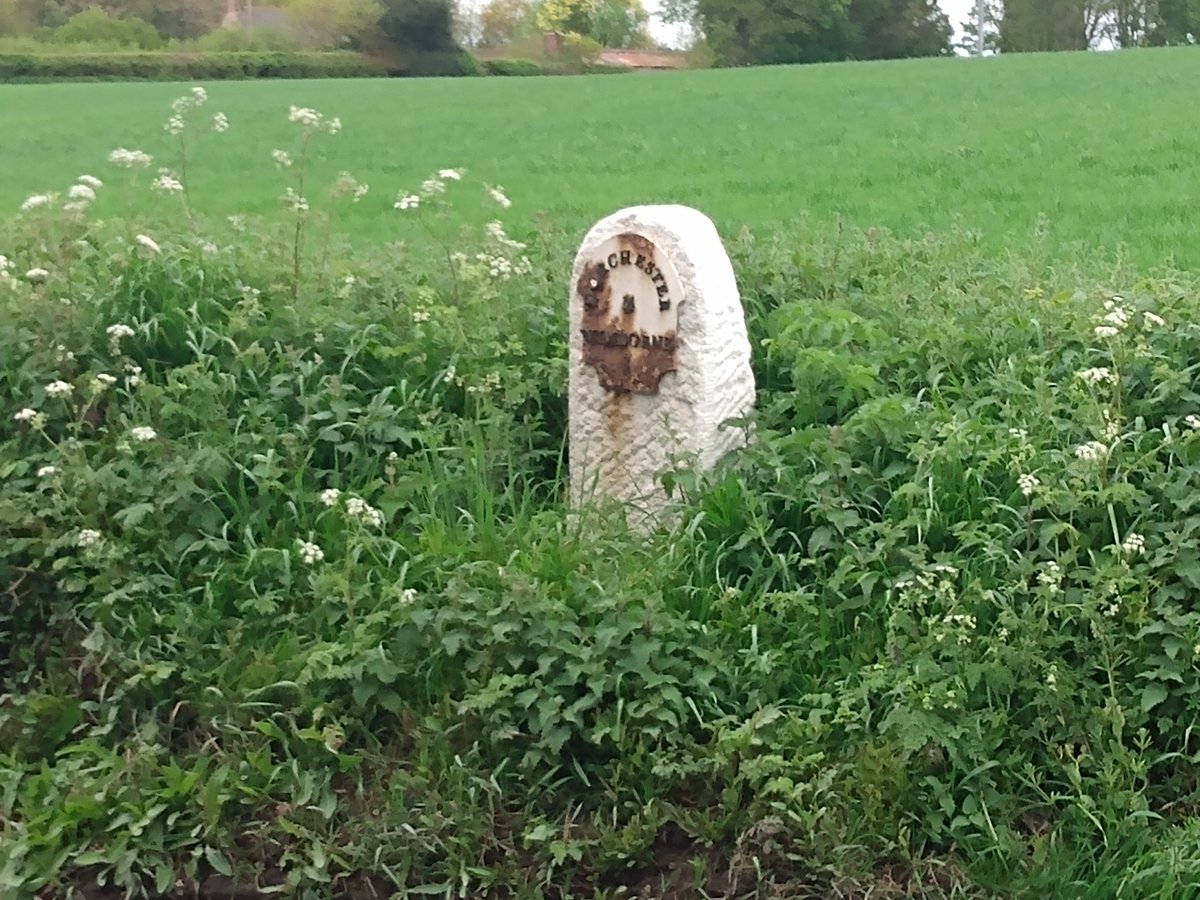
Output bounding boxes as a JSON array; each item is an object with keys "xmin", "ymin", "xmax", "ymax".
[{"xmin": 644, "ymin": 0, "xmax": 978, "ymax": 48}]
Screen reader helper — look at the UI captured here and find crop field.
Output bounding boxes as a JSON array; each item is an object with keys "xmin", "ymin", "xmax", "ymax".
[
  {"xmin": 5, "ymin": 48, "xmax": 1200, "ymax": 899},
  {"xmin": 2, "ymin": 46, "xmax": 1200, "ymax": 268}
]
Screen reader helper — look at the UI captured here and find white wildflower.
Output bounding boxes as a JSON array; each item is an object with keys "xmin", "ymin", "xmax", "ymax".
[
  {"xmin": 345, "ymin": 496, "xmax": 385, "ymax": 528},
  {"xmin": 212, "ymin": 112, "xmax": 229, "ymax": 133},
  {"xmin": 271, "ymin": 149, "xmax": 293, "ymax": 168},
  {"xmin": 77, "ymin": 529, "xmax": 102, "ymax": 549},
  {"xmin": 1121, "ymin": 532, "xmax": 1145, "ymax": 556},
  {"xmin": 282, "ymin": 188, "xmax": 308, "ymax": 213},
  {"xmin": 151, "ymin": 171, "xmax": 183, "ymax": 194},
  {"xmin": 90, "ymin": 373, "xmax": 117, "ymax": 391},
  {"xmin": 21, "ymin": 193, "xmax": 53, "ymax": 212},
  {"xmin": 421, "ymin": 177, "xmax": 445, "ymax": 196},
  {"xmin": 165, "ymin": 116, "xmax": 185, "ymax": 136},
  {"xmin": 191, "ymin": 85, "xmax": 207, "ymax": 103},
  {"xmin": 108, "ymin": 148, "xmax": 153, "ymax": 169},
  {"xmin": 399, "ymin": 587, "xmax": 418, "ymax": 605},
  {"xmin": 1094, "ymin": 325, "xmax": 1120, "ymax": 340},
  {"xmin": 77, "ymin": 175, "xmax": 103, "ymax": 189},
  {"xmin": 26, "ymin": 267, "xmax": 49, "ymax": 282},
  {"xmin": 438, "ymin": 168, "xmax": 463, "ymax": 181},
  {"xmin": 130, "ymin": 426, "xmax": 157, "ymax": 442},
  {"xmin": 135, "ymin": 234, "xmax": 161, "ymax": 255},
  {"xmin": 319, "ymin": 488, "xmax": 341, "ymax": 508},
  {"xmin": 68, "ymin": 184, "xmax": 96, "ymax": 203},
  {"xmin": 1046, "ymin": 666, "xmax": 1058, "ymax": 689},
  {"xmin": 1144, "ymin": 311, "xmax": 1165, "ymax": 329},
  {"xmin": 1102, "ymin": 306, "xmax": 1130, "ymax": 329},
  {"xmin": 13, "ymin": 408, "xmax": 37, "ymax": 422},
  {"xmin": 353, "ymin": 183, "xmax": 369, "ymax": 202},
  {"xmin": 37, "ymin": 465, "xmax": 58, "ymax": 478},
  {"xmin": 288, "ymin": 105, "xmax": 322, "ymax": 128},
  {"xmin": 395, "ymin": 194, "xmax": 420, "ymax": 211},
  {"xmin": 486, "ymin": 185, "xmax": 512, "ymax": 209},
  {"xmin": 1077, "ymin": 367, "xmax": 1114, "ymax": 387},
  {"xmin": 297, "ymin": 540, "xmax": 325, "ymax": 565},
  {"xmin": 1187, "ymin": 415, "xmax": 1200, "ymax": 430},
  {"xmin": 1074, "ymin": 441, "xmax": 1108, "ymax": 462},
  {"xmin": 44, "ymin": 380, "xmax": 72, "ymax": 398},
  {"xmin": 325, "ymin": 117, "xmax": 341, "ymax": 135},
  {"xmin": 1018, "ymin": 473, "xmax": 1040, "ymax": 498},
  {"xmin": 1038, "ymin": 561, "xmax": 1062, "ymax": 594}
]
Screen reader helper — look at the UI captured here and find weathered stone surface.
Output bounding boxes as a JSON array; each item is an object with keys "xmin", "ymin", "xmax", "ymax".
[{"xmin": 569, "ymin": 205, "xmax": 755, "ymax": 527}]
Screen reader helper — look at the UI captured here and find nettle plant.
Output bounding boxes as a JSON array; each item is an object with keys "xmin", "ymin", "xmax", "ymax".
[{"xmin": 0, "ymin": 85, "xmax": 563, "ymax": 720}]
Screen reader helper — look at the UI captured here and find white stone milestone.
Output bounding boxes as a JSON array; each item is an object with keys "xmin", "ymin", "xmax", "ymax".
[{"xmin": 569, "ymin": 205, "xmax": 755, "ymax": 526}]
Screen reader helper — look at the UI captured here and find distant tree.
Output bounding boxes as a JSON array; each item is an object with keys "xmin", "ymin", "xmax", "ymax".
[
  {"xmin": 848, "ymin": 0, "xmax": 952, "ymax": 59},
  {"xmin": 377, "ymin": 0, "xmax": 459, "ymax": 51},
  {"xmin": 999, "ymin": 0, "xmax": 1105, "ymax": 51},
  {"xmin": 0, "ymin": 0, "xmax": 35, "ymax": 36},
  {"xmin": 478, "ymin": 0, "xmax": 536, "ymax": 46},
  {"xmin": 535, "ymin": 0, "xmax": 648, "ymax": 47},
  {"xmin": 1147, "ymin": 0, "xmax": 1200, "ymax": 43},
  {"xmin": 275, "ymin": 0, "xmax": 383, "ymax": 48},
  {"xmin": 955, "ymin": 0, "xmax": 1002, "ymax": 53},
  {"xmin": 55, "ymin": 6, "xmax": 162, "ymax": 47},
  {"xmin": 697, "ymin": 0, "xmax": 856, "ymax": 66}
]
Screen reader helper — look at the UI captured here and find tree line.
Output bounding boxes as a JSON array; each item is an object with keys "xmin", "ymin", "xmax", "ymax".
[{"xmin": 965, "ymin": 0, "xmax": 1199, "ymax": 54}]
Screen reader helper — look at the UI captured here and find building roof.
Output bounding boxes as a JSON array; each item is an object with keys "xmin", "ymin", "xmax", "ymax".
[{"xmin": 596, "ymin": 49, "xmax": 687, "ymax": 70}]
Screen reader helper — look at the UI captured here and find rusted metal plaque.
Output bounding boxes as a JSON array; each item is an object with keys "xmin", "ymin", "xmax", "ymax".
[{"xmin": 575, "ymin": 232, "xmax": 683, "ymax": 394}]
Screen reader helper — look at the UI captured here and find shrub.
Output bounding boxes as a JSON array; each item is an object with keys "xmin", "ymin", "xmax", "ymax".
[
  {"xmin": 54, "ymin": 8, "xmax": 162, "ymax": 50},
  {"xmin": 483, "ymin": 57, "xmax": 543, "ymax": 76},
  {"xmin": 0, "ymin": 50, "xmax": 384, "ymax": 81}
]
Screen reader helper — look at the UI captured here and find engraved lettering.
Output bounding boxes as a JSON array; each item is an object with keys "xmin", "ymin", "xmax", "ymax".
[
  {"xmin": 635, "ymin": 254, "xmax": 647, "ymax": 271},
  {"xmin": 607, "ymin": 253, "xmax": 619, "ymax": 269},
  {"xmin": 620, "ymin": 250, "xmax": 632, "ymax": 265},
  {"xmin": 629, "ymin": 333, "xmax": 640, "ymax": 348}
]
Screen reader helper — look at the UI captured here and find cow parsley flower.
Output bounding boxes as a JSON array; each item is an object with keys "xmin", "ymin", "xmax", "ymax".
[
  {"xmin": 109, "ymin": 148, "xmax": 153, "ymax": 169},
  {"xmin": 1095, "ymin": 325, "xmax": 1120, "ymax": 340},
  {"xmin": 1074, "ymin": 441, "xmax": 1108, "ymax": 462},
  {"xmin": 438, "ymin": 168, "xmax": 463, "ymax": 181},
  {"xmin": 319, "ymin": 488, "xmax": 341, "ymax": 507},
  {"xmin": 297, "ymin": 540, "xmax": 325, "ymax": 565},
  {"xmin": 1144, "ymin": 311, "xmax": 1165, "ymax": 329},
  {"xmin": 1077, "ymin": 367, "xmax": 1114, "ymax": 387},
  {"xmin": 90, "ymin": 373, "xmax": 117, "ymax": 391},
  {"xmin": 1186, "ymin": 415, "xmax": 1200, "ymax": 430},
  {"xmin": 45, "ymin": 380, "xmax": 72, "ymax": 398},
  {"xmin": 395, "ymin": 194, "xmax": 420, "ymax": 211},
  {"xmin": 1121, "ymin": 532, "xmax": 1145, "ymax": 556},
  {"xmin": 21, "ymin": 193, "xmax": 53, "ymax": 212},
  {"xmin": 68, "ymin": 184, "xmax": 96, "ymax": 203},
  {"xmin": 282, "ymin": 188, "xmax": 308, "ymax": 213},
  {"xmin": 77, "ymin": 529, "xmax": 102, "ymax": 548},
  {"xmin": 486, "ymin": 185, "xmax": 512, "ymax": 208},
  {"xmin": 130, "ymin": 426, "xmax": 157, "ymax": 442},
  {"xmin": 1038, "ymin": 561, "xmax": 1062, "ymax": 594},
  {"xmin": 345, "ymin": 496, "xmax": 385, "ymax": 528},
  {"xmin": 151, "ymin": 171, "xmax": 183, "ymax": 194},
  {"xmin": 26, "ymin": 267, "xmax": 49, "ymax": 282},
  {"xmin": 212, "ymin": 112, "xmax": 229, "ymax": 133},
  {"xmin": 271, "ymin": 149, "xmax": 293, "ymax": 168},
  {"xmin": 421, "ymin": 177, "xmax": 446, "ymax": 196},
  {"xmin": 399, "ymin": 587, "xmax": 418, "ymax": 605},
  {"xmin": 288, "ymin": 105, "xmax": 322, "ymax": 128},
  {"xmin": 165, "ymin": 116, "xmax": 185, "ymax": 136},
  {"xmin": 77, "ymin": 175, "xmax": 103, "ymax": 189},
  {"xmin": 14, "ymin": 408, "xmax": 37, "ymax": 422},
  {"xmin": 37, "ymin": 465, "xmax": 58, "ymax": 478},
  {"xmin": 1018, "ymin": 473, "xmax": 1040, "ymax": 497}
]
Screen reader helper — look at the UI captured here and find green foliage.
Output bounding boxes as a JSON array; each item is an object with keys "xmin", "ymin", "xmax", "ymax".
[
  {"xmin": 697, "ymin": 0, "xmax": 951, "ymax": 65},
  {"xmin": 54, "ymin": 7, "xmax": 162, "ymax": 49},
  {"xmin": 483, "ymin": 55, "xmax": 544, "ymax": 74},
  {"xmin": 376, "ymin": 0, "xmax": 458, "ymax": 52},
  {"xmin": 1000, "ymin": 0, "xmax": 1092, "ymax": 52},
  {"xmin": 6, "ymin": 63, "xmax": 1200, "ymax": 897},
  {"xmin": 0, "ymin": 50, "xmax": 384, "ymax": 81}
]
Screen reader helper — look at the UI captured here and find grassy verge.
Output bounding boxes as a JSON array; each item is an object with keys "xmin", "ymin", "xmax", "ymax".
[{"xmin": 4, "ymin": 83, "xmax": 1200, "ymax": 899}]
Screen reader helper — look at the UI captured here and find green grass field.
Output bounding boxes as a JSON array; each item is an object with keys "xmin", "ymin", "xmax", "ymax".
[{"xmin": 3, "ymin": 46, "xmax": 1200, "ymax": 268}]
